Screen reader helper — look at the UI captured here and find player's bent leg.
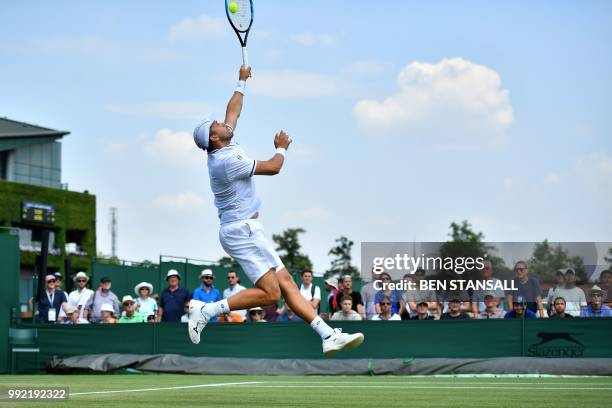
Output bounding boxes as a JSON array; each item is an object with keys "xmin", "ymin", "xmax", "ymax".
[
  {"xmin": 188, "ymin": 270, "xmax": 280, "ymax": 345},
  {"xmin": 276, "ymin": 267, "xmax": 365, "ymax": 356}
]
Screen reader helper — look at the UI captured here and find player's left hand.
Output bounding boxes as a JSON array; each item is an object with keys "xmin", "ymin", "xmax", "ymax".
[{"xmin": 239, "ymin": 65, "xmax": 252, "ymax": 81}]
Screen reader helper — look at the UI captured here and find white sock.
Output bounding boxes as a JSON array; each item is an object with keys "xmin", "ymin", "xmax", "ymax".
[
  {"xmin": 310, "ymin": 316, "xmax": 334, "ymax": 339},
  {"xmin": 202, "ymin": 299, "xmax": 230, "ymax": 317}
]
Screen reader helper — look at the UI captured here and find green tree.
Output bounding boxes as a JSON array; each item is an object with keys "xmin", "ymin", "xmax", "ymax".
[
  {"xmin": 325, "ymin": 236, "xmax": 360, "ymax": 279},
  {"xmin": 529, "ymin": 240, "xmax": 586, "ymax": 281},
  {"xmin": 438, "ymin": 220, "xmax": 509, "ymax": 278},
  {"xmin": 272, "ymin": 228, "xmax": 313, "ymax": 277},
  {"xmin": 218, "ymin": 256, "xmax": 241, "ymax": 269}
]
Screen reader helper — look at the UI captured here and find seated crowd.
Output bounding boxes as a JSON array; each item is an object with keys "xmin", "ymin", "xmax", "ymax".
[{"xmin": 34, "ymin": 262, "xmax": 612, "ymax": 324}]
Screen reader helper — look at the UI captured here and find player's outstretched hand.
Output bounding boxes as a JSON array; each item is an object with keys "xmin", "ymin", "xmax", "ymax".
[
  {"xmin": 274, "ymin": 130, "xmax": 292, "ymax": 149},
  {"xmin": 239, "ymin": 65, "xmax": 252, "ymax": 81}
]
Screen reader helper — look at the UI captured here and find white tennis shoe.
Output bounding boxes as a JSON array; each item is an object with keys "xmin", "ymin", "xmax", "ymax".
[
  {"xmin": 322, "ymin": 328, "xmax": 364, "ymax": 356},
  {"xmin": 188, "ymin": 299, "xmax": 211, "ymax": 345}
]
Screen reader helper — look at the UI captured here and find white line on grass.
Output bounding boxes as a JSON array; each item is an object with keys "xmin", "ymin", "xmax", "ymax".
[
  {"xmin": 254, "ymin": 381, "xmax": 612, "ymax": 386},
  {"xmin": 243, "ymin": 384, "xmax": 612, "ymax": 391},
  {"xmin": 71, "ymin": 381, "xmax": 263, "ymax": 397}
]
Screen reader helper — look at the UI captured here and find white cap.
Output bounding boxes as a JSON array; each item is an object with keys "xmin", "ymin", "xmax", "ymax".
[
  {"xmin": 73, "ymin": 271, "xmax": 89, "ymax": 282},
  {"xmin": 134, "ymin": 281, "xmax": 154, "ymax": 296},
  {"xmin": 193, "ymin": 118, "xmax": 214, "ymax": 150},
  {"xmin": 100, "ymin": 303, "xmax": 114, "ymax": 313},
  {"xmin": 45, "ymin": 274, "xmax": 56, "ymax": 282},
  {"xmin": 324, "ymin": 277, "xmax": 338, "ymax": 290},
  {"xmin": 121, "ymin": 295, "xmax": 135, "ymax": 304},
  {"xmin": 200, "ymin": 269, "xmax": 214, "ymax": 278},
  {"xmin": 166, "ymin": 269, "xmax": 180, "ymax": 280},
  {"xmin": 65, "ymin": 305, "xmax": 78, "ymax": 314}
]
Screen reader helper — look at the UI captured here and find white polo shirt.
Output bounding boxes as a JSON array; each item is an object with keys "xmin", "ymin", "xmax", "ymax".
[
  {"xmin": 224, "ymin": 284, "xmax": 247, "ymax": 319},
  {"xmin": 299, "ymin": 283, "xmax": 321, "ymax": 303},
  {"xmin": 207, "ymin": 141, "xmax": 261, "ymax": 225},
  {"xmin": 67, "ymin": 288, "xmax": 94, "ymax": 319}
]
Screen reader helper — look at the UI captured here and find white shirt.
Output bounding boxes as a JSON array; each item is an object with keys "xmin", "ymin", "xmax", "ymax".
[
  {"xmin": 224, "ymin": 284, "xmax": 247, "ymax": 319},
  {"xmin": 372, "ymin": 313, "xmax": 401, "ymax": 321},
  {"xmin": 206, "ymin": 141, "xmax": 261, "ymax": 224},
  {"xmin": 553, "ymin": 286, "xmax": 587, "ymax": 317},
  {"xmin": 66, "ymin": 288, "xmax": 94, "ymax": 319},
  {"xmin": 299, "ymin": 283, "xmax": 321, "ymax": 303}
]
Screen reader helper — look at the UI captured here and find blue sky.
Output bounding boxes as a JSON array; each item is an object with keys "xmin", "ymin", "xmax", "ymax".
[{"xmin": 2, "ymin": 0, "xmax": 611, "ymax": 273}]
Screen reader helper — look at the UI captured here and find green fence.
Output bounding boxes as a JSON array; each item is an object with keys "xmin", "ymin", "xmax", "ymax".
[
  {"xmin": 17, "ymin": 319, "xmax": 612, "ymax": 372},
  {"xmin": 0, "ymin": 233, "xmax": 20, "ymax": 373}
]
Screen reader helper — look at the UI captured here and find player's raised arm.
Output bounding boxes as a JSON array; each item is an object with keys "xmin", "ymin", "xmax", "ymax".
[
  {"xmin": 254, "ymin": 130, "xmax": 292, "ymax": 175},
  {"xmin": 224, "ymin": 65, "xmax": 252, "ymax": 130}
]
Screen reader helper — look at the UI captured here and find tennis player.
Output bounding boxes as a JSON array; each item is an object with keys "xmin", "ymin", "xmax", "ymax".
[{"xmin": 189, "ymin": 65, "xmax": 364, "ymax": 355}]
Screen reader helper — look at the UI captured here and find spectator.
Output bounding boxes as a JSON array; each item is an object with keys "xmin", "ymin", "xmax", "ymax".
[
  {"xmin": 299, "ymin": 270, "xmax": 321, "ymax": 313},
  {"xmin": 330, "ymin": 296, "xmax": 362, "ymax": 321},
  {"xmin": 64, "ymin": 305, "xmax": 89, "ymax": 325},
  {"xmin": 146, "ymin": 314, "xmax": 156, "ymax": 323},
  {"xmin": 118, "ymin": 295, "xmax": 145, "ymax": 323},
  {"xmin": 405, "ymin": 269, "xmax": 440, "ymax": 319},
  {"xmin": 472, "ymin": 261, "xmax": 505, "ymax": 315},
  {"xmin": 580, "ymin": 286, "xmax": 612, "ymax": 317},
  {"xmin": 504, "ymin": 296, "xmax": 537, "ymax": 319},
  {"xmin": 374, "ymin": 273, "xmax": 405, "ymax": 316},
  {"xmin": 597, "ymin": 270, "xmax": 611, "ymax": 307},
  {"xmin": 329, "ymin": 275, "xmax": 364, "ymax": 317},
  {"xmin": 223, "ymin": 271, "xmax": 247, "ymax": 321},
  {"xmin": 181, "ymin": 301, "xmax": 190, "ymax": 323},
  {"xmin": 192, "ymin": 269, "xmax": 222, "ymax": 322},
  {"xmin": 551, "ymin": 269, "xmax": 587, "ymax": 317},
  {"xmin": 546, "ymin": 270, "xmax": 566, "ymax": 312},
  {"xmin": 53, "ymin": 272, "xmax": 69, "ymax": 299},
  {"xmin": 277, "ymin": 305, "xmax": 302, "ymax": 322},
  {"xmin": 324, "ymin": 277, "xmax": 339, "ymax": 316},
  {"xmin": 100, "ymin": 303, "xmax": 117, "ymax": 324},
  {"xmin": 64, "ymin": 271, "xmax": 94, "ymax": 322},
  {"xmin": 360, "ymin": 268, "xmax": 379, "ymax": 320},
  {"xmin": 134, "ymin": 282, "xmax": 157, "ymax": 321},
  {"xmin": 372, "ymin": 295, "xmax": 401, "ymax": 320},
  {"xmin": 506, "ymin": 261, "xmax": 545, "ymax": 317},
  {"xmin": 159, "ymin": 270, "xmax": 191, "ymax": 322},
  {"xmin": 550, "ymin": 297, "xmax": 573, "ymax": 319},
  {"xmin": 438, "ymin": 288, "xmax": 471, "ymax": 316},
  {"xmin": 440, "ymin": 298, "xmax": 471, "ymax": 320},
  {"xmin": 35, "ymin": 274, "xmax": 68, "ymax": 323},
  {"xmin": 248, "ymin": 307, "xmax": 267, "ymax": 322},
  {"xmin": 411, "ymin": 301, "xmax": 434, "ymax": 320},
  {"xmin": 91, "ymin": 277, "xmax": 120, "ymax": 323},
  {"xmin": 477, "ymin": 294, "xmax": 505, "ymax": 319}
]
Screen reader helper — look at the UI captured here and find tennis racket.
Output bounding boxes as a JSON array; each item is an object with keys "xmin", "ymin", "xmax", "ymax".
[{"xmin": 225, "ymin": 0, "xmax": 254, "ymax": 67}]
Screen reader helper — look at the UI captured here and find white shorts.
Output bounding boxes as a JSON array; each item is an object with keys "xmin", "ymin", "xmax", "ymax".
[{"xmin": 219, "ymin": 219, "xmax": 285, "ymax": 284}]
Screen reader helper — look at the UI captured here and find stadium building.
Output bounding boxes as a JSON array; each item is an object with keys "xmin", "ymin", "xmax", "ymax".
[{"xmin": 0, "ymin": 117, "xmax": 96, "ymax": 318}]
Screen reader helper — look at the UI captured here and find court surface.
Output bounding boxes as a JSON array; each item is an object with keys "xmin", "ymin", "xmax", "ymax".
[{"xmin": 1, "ymin": 374, "xmax": 611, "ymax": 407}]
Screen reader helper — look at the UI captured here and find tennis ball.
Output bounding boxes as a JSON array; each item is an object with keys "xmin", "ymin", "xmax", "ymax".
[{"xmin": 229, "ymin": 2, "xmax": 238, "ymax": 13}]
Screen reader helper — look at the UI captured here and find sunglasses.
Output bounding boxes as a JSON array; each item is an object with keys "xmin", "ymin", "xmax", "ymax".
[
  {"xmin": 202, "ymin": 276, "xmax": 213, "ymax": 280},
  {"xmin": 380, "ymin": 302, "xmax": 391, "ymax": 305},
  {"xmin": 123, "ymin": 302, "xmax": 135, "ymax": 306},
  {"xmin": 76, "ymin": 279, "xmax": 87, "ymax": 283},
  {"xmin": 47, "ymin": 279, "xmax": 56, "ymax": 283}
]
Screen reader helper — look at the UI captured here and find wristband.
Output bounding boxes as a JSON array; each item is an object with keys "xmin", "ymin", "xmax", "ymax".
[
  {"xmin": 235, "ymin": 80, "xmax": 246, "ymax": 95},
  {"xmin": 275, "ymin": 147, "xmax": 286, "ymax": 157}
]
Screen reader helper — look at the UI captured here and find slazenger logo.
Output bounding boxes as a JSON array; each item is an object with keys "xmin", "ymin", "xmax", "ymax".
[{"xmin": 527, "ymin": 332, "xmax": 585, "ymax": 358}]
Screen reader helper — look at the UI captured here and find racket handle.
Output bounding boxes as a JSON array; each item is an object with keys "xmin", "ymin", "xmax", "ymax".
[{"xmin": 242, "ymin": 47, "xmax": 249, "ymax": 67}]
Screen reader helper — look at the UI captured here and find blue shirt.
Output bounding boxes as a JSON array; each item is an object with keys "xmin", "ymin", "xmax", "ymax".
[
  {"xmin": 580, "ymin": 304, "xmax": 612, "ymax": 317},
  {"xmin": 374, "ymin": 290, "xmax": 404, "ymax": 315},
  {"xmin": 206, "ymin": 141, "xmax": 261, "ymax": 225},
  {"xmin": 509, "ymin": 277, "xmax": 542, "ymax": 313},
  {"xmin": 192, "ymin": 284, "xmax": 222, "ymax": 322},
  {"xmin": 504, "ymin": 309, "xmax": 537, "ymax": 319},
  {"xmin": 160, "ymin": 287, "xmax": 191, "ymax": 322}
]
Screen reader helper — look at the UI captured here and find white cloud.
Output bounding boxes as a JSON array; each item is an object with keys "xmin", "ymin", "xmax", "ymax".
[
  {"xmin": 283, "ymin": 207, "xmax": 329, "ymax": 221},
  {"xmin": 354, "ymin": 58, "xmax": 514, "ymax": 148},
  {"xmin": 250, "ymin": 70, "xmax": 342, "ymax": 98},
  {"xmin": 170, "ymin": 15, "xmax": 226, "ymax": 41},
  {"xmin": 104, "ymin": 101, "xmax": 212, "ymax": 120},
  {"xmin": 145, "ymin": 128, "xmax": 202, "ymax": 163},
  {"xmin": 154, "ymin": 192, "xmax": 204, "ymax": 211},
  {"xmin": 290, "ymin": 32, "xmax": 336, "ymax": 47},
  {"xmin": 348, "ymin": 60, "xmax": 389, "ymax": 75}
]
